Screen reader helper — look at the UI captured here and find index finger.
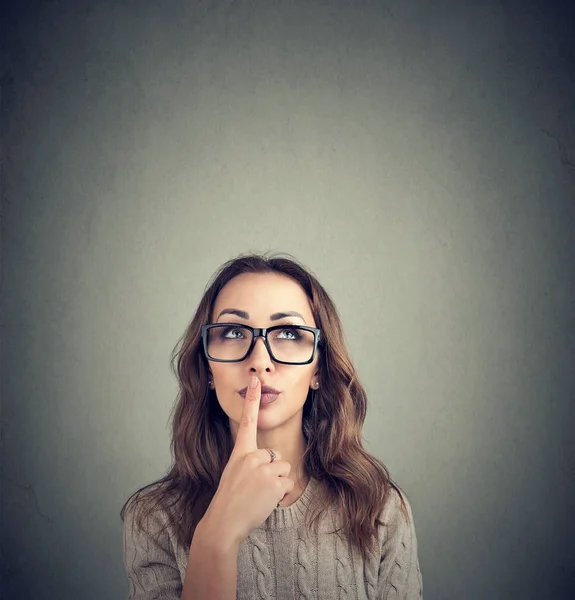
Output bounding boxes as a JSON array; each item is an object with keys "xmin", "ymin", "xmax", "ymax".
[{"xmin": 231, "ymin": 375, "xmax": 261, "ymax": 456}]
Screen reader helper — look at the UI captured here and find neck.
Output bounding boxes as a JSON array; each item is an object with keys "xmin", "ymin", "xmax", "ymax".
[
  {"xmin": 259, "ymin": 430, "xmax": 308, "ymax": 485},
  {"xmin": 230, "ymin": 422, "xmax": 308, "ymax": 487}
]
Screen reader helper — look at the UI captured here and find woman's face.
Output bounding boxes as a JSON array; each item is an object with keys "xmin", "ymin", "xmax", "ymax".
[{"xmin": 208, "ymin": 272, "xmax": 319, "ymax": 435}]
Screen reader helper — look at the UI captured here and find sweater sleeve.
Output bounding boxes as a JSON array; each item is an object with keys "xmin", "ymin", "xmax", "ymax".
[
  {"xmin": 122, "ymin": 503, "xmax": 183, "ymax": 600},
  {"xmin": 377, "ymin": 489, "xmax": 423, "ymax": 599}
]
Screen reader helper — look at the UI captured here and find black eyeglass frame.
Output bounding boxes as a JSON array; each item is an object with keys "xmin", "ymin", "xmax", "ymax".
[{"xmin": 200, "ymin": 323, "xmax": 322, "ymax": 365}]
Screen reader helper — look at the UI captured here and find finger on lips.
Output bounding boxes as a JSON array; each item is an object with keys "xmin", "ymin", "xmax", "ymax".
[
  {"xmin": 232, "ymin": 377, "xmax": 281, "ymax": 469},
  {"xmin": 232, "ymin": 375, "xmax": 261, "ymax": 456}
]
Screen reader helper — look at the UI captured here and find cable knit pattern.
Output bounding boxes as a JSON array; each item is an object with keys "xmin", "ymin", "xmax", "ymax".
[
  {"xmin": 251, "ymin": 534, "xmax": 274, "ymax": 600},
  {"xmin": 388, "ymin": 540, "xmax": 408, "ymax": 598},
  {"xmin": 122, "ymin": 478, "xmax": 423, "ymax": 599},
  {"xmin": 363, "ymin": 540, "xmax": 379, "ymax": 600},
  {"xmin": 387, "ymin": 537, "xmax": 422, "ymax": 600},
  {"xmin": 335, "ymin": 530, "xmax": 354, "ymax": 599},
  {"xmin": 381, "ymin": 490, "xmax": 423, "ymax": 600},
  {"xmin": 295, "ymin": 528, "xmax": 314, "ymax": 600}
]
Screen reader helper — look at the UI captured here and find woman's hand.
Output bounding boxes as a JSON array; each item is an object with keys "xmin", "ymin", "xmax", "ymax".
[{"xmin": 200, "ymin": 376, "xmax": 294, "ymax": 547}]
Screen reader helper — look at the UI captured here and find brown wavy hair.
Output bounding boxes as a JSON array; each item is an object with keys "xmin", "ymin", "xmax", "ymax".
[{"xmin": 120, "ymin": 251, "xmax": 408, "ymax": 560}]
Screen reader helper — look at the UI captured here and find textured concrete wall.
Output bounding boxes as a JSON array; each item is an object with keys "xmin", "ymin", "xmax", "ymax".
[{"xmin": 2, "ymin": 1, "xmax": 574, "ymax": 598}]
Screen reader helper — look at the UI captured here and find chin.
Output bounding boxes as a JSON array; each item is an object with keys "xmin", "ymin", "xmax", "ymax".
[
  {"xmin": 254, "ymin": 409, "xmax": 281, "ymax": 426},
  {"xmin": 258, "ymin": 408, "xmax": 303, "ymax": 431}
]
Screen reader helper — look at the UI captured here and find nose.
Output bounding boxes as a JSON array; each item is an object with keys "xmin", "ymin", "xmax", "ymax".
[{"xmin": 246, "ymin": 335, "xmax": 274, "ymax": 371}]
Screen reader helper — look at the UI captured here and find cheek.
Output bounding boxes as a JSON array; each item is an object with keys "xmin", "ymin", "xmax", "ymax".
[
  {"xmin": 212, "ymin": 368, "xmax": 242, "ymax": 408},
  {"xmin": 290, "ymin": 372, "xmax": 314, "ymax": 400},
  {"xmin": 213, "ymin": 388, "xmax": 241, "ymax": 423},
  {"xmin": 211, "ymin": 366, "xmax": 237, "ymax": 386}
]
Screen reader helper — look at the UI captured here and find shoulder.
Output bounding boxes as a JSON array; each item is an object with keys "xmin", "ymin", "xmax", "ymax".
[
  {"xmin": 122, "ymin": 481, "xmax": 177, "ymax": 540},
  {"xmin": 122, "ymin": 483, "xmax": 185, "ymax": 595},
  {"xmin": 380, "ymin": 483, "xmax": 412, "ymax": 526},
  {"xmin": 378, "ymin": 483, "xmax": 418, "ymax": 546}
]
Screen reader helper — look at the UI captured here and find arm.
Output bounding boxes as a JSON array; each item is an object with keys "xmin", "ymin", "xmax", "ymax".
[
  {"xmin": 181, "ymin": 518, "xmax": 239, "ymax": 600},
  {"xmin": 181, "ymin": 375, "xmax": 291, "ymax": 598},
  {"xmin": 123, "ymin": 504, "xmax": 239, "ymax": 600},
  {"xmin": 122, "ymin": 504, "xmax": 182, "ymax": 600},
  {"xmin": 377, "ymin": 489, "xmax": 423, "ymax": 599}
]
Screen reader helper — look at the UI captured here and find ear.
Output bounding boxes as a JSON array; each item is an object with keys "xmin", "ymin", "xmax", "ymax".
[{"xmin": 310, "ymin": 371, "xmax": 320, "ymax": 390}]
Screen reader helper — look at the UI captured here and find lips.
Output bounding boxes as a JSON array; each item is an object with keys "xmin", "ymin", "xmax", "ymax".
[
  {"xmin": 239, "ymin": 385, "xmax": 280, "ymax": 395},
  {"xmin": 238, "ymin": 385, "xmax": 281, "ymax": 405}
]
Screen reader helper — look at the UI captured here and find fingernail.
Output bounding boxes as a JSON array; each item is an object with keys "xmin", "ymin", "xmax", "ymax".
[{"xmin": 250, "ymin": 376, "xmax": 258, "ymax": 388}]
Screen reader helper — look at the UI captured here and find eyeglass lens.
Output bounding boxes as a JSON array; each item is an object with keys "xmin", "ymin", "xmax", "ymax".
[{"xmin": 206, "ymin": 325, "xmax": 315, "ymax": 363}]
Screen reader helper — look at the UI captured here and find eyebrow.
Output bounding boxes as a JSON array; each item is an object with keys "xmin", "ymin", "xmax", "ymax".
[{"xmin": 216, "ymin": 308, "xmax": 307, "ymax": 324}]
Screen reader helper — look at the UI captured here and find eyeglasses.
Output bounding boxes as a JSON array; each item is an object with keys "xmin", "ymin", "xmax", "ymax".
[{"xmin": 200, "ymin": 323, "xmax": 322, "ymax": 365}]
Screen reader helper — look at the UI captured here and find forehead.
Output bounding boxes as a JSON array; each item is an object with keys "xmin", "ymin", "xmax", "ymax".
[{"xmin": 212, "ymin": 272, "xmax": 314, "ymax": 322}]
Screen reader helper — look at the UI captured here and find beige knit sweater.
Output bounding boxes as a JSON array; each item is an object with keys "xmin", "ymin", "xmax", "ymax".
[{"xmin": 122, "ymin": 477, "xmax": 423, "ymax": 599}]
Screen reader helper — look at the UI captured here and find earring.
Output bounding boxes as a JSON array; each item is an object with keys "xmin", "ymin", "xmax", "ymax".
[{"xmin": 314, "ymin": 381, "xmax": 319, "ymax": 388}]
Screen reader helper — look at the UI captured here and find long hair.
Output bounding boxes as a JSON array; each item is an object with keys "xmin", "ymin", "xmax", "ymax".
[{"xmin": 120, "ymin": 251, "xmax": 408, "ymax": 560}]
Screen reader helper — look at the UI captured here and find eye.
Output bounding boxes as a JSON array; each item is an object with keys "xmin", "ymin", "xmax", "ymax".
[
  {"xmin": 220, "ymin": 326, "xmax": 247, "ymax": 339},
  {"xmin": 275, "ymin": 327, "xmax": 302, "ymax": 340}
]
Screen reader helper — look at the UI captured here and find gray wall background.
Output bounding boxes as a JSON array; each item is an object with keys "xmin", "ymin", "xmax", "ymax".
[{"xmin": 2, "ymin": 1, "xmax": 574, "ymax": 598}]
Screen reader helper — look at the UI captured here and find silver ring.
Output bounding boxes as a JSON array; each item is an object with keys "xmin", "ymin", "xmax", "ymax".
[{"xmin": 266, "ymin": 448, "xmax": 276, "ymax": 463}]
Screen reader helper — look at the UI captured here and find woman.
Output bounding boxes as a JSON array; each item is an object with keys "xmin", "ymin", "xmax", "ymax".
[{"xmin": 121, "ymin": 252, "xmax": 422, "ymax": 599}]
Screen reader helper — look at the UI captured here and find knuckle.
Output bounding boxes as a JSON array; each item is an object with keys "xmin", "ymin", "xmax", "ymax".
[
  {"xmin": 245, "ymin": 453, "xmax": 259, "ymax": 468},
  {"xmin": 240, "ymin": 414, "xmax": 254, "ymax": 427}
]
